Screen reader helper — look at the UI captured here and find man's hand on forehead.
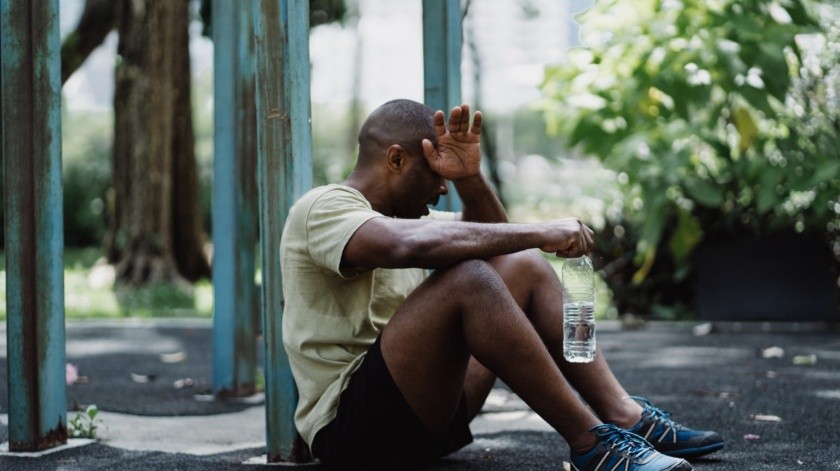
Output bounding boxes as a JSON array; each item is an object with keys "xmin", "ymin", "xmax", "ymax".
[
  {"xmin": 444, "ymin": 103, "xmax": 483, "ymax": 138},
  {"xmin": 421, "ymin": 104, "xmax": 483, "ymax": 181}
]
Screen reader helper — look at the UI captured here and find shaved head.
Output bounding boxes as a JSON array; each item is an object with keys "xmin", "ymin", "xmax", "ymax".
[{"xmin": 357, "ymin": 99, "xmax": 436, "ymax": 167}]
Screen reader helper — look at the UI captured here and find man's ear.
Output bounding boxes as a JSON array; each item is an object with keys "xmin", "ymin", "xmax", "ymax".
[{"xmin": 385, "ymin": 144, "xmax": 406, "ymax": 173}]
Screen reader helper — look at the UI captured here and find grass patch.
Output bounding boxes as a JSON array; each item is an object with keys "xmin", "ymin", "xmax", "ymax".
[
  {"xmin": 0, "ymin": 249, "xmax": 609, "ymax": 322},
  {"xmin": 0, "ymin": 248, "xmax": 213, "ymax": 321}
]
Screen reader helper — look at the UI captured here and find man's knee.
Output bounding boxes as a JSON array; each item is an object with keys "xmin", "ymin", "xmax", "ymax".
[
  {"xmin": 491, "ymin": 250, "xmax": 556, "ymax": 283},
  {"xmin": 435, "ymin": 259, "xmax": 508, "ymax": 301},
  {"xmin": 438, "ymin": 258, "xmax": 499, "ymax": 283},
  {"xmin": 487, "ymin": 250, "xmax": 558, "ymax": 308}
]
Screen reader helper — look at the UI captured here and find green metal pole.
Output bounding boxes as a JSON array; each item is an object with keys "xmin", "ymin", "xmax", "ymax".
[
  {"xmin": 253, "ymin": 0, "xmax": 312, "ymax": 463},
  {"xmin": 1, "ymin": 0, "xmax": 67, "ymax": 452},
  {"xmin": 212, "ymin": 0, "xmax": 258, "ymax": 398},
  {"xmin": 423, "ymin": 0, "xmax": 463, "ymax": 212}
]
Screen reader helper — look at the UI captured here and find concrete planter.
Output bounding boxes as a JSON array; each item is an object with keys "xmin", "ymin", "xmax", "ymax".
[{"xmin": 693, "ymin": 231, "xmax": 839, "ymax": 321}]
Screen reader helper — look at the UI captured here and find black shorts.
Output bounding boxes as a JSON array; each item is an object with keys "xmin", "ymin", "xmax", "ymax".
[{"xmin": 311, "ymin": 336, "xmax": 473, "ymax": 469}]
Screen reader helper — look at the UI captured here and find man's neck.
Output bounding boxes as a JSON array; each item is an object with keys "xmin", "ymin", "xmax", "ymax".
[{"xmin": 343, "ymin": 173, "xmax": 392, "ymax": 216}]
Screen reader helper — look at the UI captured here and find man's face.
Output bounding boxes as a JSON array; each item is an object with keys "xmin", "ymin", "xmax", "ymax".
[{"xmin": 392, "ymin": 153, "xmax": 448, "ymax": 219}]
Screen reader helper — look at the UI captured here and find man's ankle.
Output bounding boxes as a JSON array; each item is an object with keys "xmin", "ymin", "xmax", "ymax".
[
  {"xmin": 603, "ymin": 396, "xmax": 644, "ymax": 429},
  {"xmin": 568, "ymin": 429, "xmax": 599, "ymax": 455}
]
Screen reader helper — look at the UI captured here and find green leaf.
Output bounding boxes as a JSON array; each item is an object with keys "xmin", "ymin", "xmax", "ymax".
[
  {"xmin": 757, "ymin": 169, "xmax": 780, "ymax": 214},
  {"xmin": 810, "ymin": 160, "xmax": 840, "ymax": 188},
  {"xmin": 683, "ymin": 177, "xmax": 725, "ymax": 207},
  {"xmin": 669, "ymin": 210, "xmax": 703, "ymax": 263},
  {"xmin": 733, "ymin": 107, "xmax": 758, "ymax": 153},
  {"xmin": 739, "ymin": 85, "xmax": 774, "ymax": 115},
  {"xmin": 633, "ymin": 195, "xmax": 667, "ymax": 276}
]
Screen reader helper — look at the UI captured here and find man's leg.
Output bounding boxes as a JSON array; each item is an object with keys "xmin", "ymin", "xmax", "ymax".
[
  {"xmin": 488, "ymin": 250, "xmax": 643, "ymax": 428},
  {"xmin": 489, "ymin": 251, "xmax": 723, "ymax": 460},
  {"xmin": 380, "ymin": 259, "xmax": 599, "ymax": 453}
]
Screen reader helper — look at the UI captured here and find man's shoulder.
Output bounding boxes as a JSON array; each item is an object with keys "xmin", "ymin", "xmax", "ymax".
[{"xmin": 293, "ymin": 184, "xmax": 369, "ymax": 212}]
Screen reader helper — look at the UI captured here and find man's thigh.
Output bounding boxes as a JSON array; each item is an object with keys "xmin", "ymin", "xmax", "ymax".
[{"xmin": 380, "ymin": 259, "xmax": 521, "ymax": 433}]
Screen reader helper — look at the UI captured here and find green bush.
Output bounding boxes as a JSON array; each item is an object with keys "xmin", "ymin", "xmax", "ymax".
[{"xmin": 541, "ymin": 0, "xmax": 839, "ymax": 316}]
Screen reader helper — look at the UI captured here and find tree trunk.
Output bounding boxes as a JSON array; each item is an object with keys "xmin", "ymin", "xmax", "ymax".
[
  {"xmin": 169, "ymin": 0, "xmax": 211, "ymax": 281},
  {"xmin": 107, "ymin": 0, "xmax": 208, "ymax": 286},
  {"xmin": 61, "ymin": 0, "xmax": 117, "ymax": 84}
]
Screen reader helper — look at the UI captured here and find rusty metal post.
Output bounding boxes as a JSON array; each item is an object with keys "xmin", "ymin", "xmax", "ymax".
[
  {"xmin": 212, "ymin": 0, "xmax": 259, "ymax": 398},
  {"xmin": 423, "ymin": 0, "xmax": 463, "ymax": 212},
  {"xmin": 1, "ymin": 0, "xmax": 68, "ymax": 452},
  {"xmin": 253, "ymin": 0, "xmax": 313, "ymax": 463}
]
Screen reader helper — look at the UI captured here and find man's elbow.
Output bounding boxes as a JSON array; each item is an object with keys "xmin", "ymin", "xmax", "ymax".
[{"xmin": 388, "ymin": 236, "xmax": 435, "ymax": 268}]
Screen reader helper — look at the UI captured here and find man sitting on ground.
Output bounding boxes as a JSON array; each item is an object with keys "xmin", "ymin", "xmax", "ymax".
[{"xmin": 281, "ymin": 99, "xmax": 724, "ymax": 470}]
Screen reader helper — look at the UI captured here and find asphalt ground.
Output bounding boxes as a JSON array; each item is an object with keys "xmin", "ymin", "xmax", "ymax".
[{"xmin": 2, "ymin": 320, "xmax": 840, "ymax": 470}]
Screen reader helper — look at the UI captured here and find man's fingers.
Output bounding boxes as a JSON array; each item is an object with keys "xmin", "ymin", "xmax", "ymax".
[
  {"xmin": 470, "ymin": 110, "xmax": 483, "ymax": 135},
  {"xmin": 578, "ymin": 220, "xmax": 595, "ymax": 253},
  {"xmin": 433, "ymin": 110, "xmax": 447, "ymax": 136},
  {"xmin": 448, "ymin": 105, "xmax": 463, "ymax": 132},
  {"xmin": 447, "ymin": 104, "xmax": 475, "ymax": 133},
  {"xmin": 583, "ymin": 226, "xmax": 595, "ymax": 252},
  {"xmin": 421, "ymin": 139, "xmax": 440, "ymax": 171}
]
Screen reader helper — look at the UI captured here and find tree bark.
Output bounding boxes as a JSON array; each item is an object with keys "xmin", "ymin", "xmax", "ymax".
[
  {"xmin": 107, "ymin": 0, "xmax": 209, "ymax": 286},
  {"xmin": 61, "ymin": 0, "xmax": 117, "ymax": 84},
  {"xmin": 169, "ymin": 0, "xmax": 211, "ymax": 281}
]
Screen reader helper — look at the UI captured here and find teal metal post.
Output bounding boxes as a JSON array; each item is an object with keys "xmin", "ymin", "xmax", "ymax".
[
  {"xmin": 1, "ymin": 0, "xmax": 68, "ymax": 451},
  {"xmin": 253, "ymin": 0, "xmax": 312, "ymax": 462},
  {"xmin": 212, "ymin": 0, "xmax": 259, "ymax": 398},
  {"xmin": 423, "ymin": 0, "xmax": 463, "ymax": 212}
]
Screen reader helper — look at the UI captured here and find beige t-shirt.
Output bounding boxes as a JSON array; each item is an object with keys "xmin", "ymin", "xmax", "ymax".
[{"xmin": 280, "ymin": 184, "xmax": 452, "ymax": 446}]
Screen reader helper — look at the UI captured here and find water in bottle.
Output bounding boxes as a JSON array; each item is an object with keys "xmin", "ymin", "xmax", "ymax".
[{"xmin": 561, "ymin": 256, "xmax": 596, "ymax": 363}]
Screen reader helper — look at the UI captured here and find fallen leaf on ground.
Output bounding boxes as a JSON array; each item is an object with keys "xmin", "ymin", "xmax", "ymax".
[
  {"xmin": 692, "ymin": 390, "xmax": 740, "ymax": 400},
  {"xmin": 130, "ymin": 373, "xmax": 158, "ymax": 383},
  {"xmin": 66, "ymin": 363, "xmax": 79, "ymax": 386},
  {"xmin": 759, "ymin": 346, "xmax": 785, "ymax": 358},
  {"xmin": 792, "ymin": 354, "xmax": 817, "ymax": 365},
  {"xmin": 173, "ymin": 378, "xmax": 195, "ymax": 389},
  {"xmin": 160, "ymin": 351, "xmax": 187, "ymax": 363},
  {"xmin": 692, "ymin": 322, "xmax": 713, "ymax": 336},
  {"xmin": 749, "ymin": 414, "xmax": 782, "ymax": 422}
]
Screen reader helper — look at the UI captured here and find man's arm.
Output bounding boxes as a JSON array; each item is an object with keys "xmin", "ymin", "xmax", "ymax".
[
  {"xmin": 453, "ymin": 174, "xmax": 507, "ymax": 223},
  {"xmin": 341, "ymin": 216, "xmax": 593, "ymax": 273},
  {"xmin": 422, "ymin": 104, "xmax": 507, "ymax": 223}
]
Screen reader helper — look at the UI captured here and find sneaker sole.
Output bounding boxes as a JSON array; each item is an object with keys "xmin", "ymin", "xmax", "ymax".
[
  {"xmin": 670, "ymin": 460, "xmax": 694, "ymax": 471},
  {"xmin": 664, "ymin": 441, "xmax": 725, "ymax": 459}
]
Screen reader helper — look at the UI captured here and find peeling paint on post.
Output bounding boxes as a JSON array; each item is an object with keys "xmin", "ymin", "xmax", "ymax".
[
  {"xmin": 212, "ymin": 0, "xmax": 259, "ymax": 399},
  {"xmin": 423, "ymin": 0, "xmax": 463, "ymax": 212},
  {"xmin": 253, "ymin": 0, "xmax": 313, "ymax": 463},
  {"xmin": 1, "ymin": 0, "xmax": 68, "ymax": 452}
]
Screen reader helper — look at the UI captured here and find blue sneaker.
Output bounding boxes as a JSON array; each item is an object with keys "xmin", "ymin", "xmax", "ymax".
[
  {"xmin": 570, "ymin": 424, "xmax": 692, "ymax": 471},
  {"xmin": 625, "ymin": 396, "xmax": 724, "ymax": 459}
]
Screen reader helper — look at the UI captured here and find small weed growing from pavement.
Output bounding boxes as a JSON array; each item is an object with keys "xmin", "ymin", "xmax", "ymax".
[{"xmin": 68, "ymin": 405, "xmax": 100, "ymax": 439}]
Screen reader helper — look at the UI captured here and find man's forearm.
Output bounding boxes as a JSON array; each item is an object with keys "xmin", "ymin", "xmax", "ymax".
[
  {"xmin": 453, "ymin": 173, "xmax": 508, "ymax": 223},
  {"xmin": 394, "ymin": 219, "xmax": 545, "ymax": 269}
]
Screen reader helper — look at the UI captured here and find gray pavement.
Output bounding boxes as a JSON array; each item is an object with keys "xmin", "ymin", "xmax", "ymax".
[{"xmin": 1, "ymin": 320, "xmax": 840, "ymax": 470}]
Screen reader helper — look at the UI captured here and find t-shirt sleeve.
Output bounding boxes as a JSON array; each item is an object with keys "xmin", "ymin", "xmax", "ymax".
[{"xmin": 305, "ymin": 188, "xmax": 383, "ymax": 276}]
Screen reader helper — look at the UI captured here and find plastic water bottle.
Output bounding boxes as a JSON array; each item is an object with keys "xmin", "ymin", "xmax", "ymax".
[{"xmin": 561, "ymin": 256, "xmax": 596, "ymax": 363}]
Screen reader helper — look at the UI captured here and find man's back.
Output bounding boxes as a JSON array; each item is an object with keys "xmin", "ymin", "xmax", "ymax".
[{"xmin": 280, "ymin": 183, "xmax": 426, "ymax": 445}]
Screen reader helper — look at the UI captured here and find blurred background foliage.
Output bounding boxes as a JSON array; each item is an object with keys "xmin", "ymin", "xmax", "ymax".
[
  {"xmin": 540, "ymin": 0, "xmax": 840, "ymax": 317},
  {"xmin": 2, "ymin": 0, "xmax": 838, "ymax": 320}
]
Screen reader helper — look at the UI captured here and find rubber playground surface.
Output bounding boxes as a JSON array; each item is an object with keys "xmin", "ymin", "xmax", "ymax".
[{"xmin": 1, "ymin": 320, "xmax": 839, "ymax": 470}]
